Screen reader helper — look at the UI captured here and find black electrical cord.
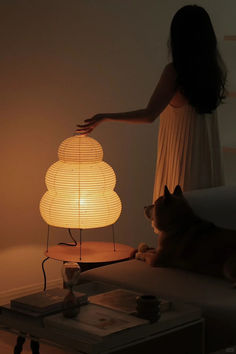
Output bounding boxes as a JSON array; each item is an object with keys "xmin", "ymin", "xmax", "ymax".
[
  {"xmin": 58, "ymin": 228, "xmax": 77, "ymax": 247},
  {"xmin": 41, "ymin": 257, "xmax": 49, "ymax": 291}
]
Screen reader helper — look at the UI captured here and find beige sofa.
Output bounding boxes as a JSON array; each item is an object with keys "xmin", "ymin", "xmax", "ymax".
[{"xmin": 80, "ymin": 186, "xmax": 236, "ymax": 353}]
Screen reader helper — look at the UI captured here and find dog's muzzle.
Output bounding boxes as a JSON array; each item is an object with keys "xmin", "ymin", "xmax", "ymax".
[{"xmin": 144, "ymin": 204, "xmax": 154, "ymax": 220}]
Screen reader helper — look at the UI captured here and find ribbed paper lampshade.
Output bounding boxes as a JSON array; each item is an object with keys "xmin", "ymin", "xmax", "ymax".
[{"xmin": 40, "ymin": 135, "xmax": 122, "ymax": 229}]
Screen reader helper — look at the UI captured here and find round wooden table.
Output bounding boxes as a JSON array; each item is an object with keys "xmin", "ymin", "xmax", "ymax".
[{"xmin": 45, "ymin": 241, "xmax": 134, "ymax": 271}]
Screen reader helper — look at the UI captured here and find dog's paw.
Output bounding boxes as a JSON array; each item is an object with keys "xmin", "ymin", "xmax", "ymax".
[
  {"xmin": 135, "ymin": 252, "xmax": 145, "ymax": 261},
  {"xmin": 138, "ymin": 242, "xmax": 149, "ymax": 253}
]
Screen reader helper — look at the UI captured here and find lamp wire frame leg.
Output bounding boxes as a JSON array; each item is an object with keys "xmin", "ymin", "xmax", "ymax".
[
  {"xmin": 46, "ymin": 224, "xmax": 50, "ymax": 252},
  {"xmin": 42, "ymin": 224, "xmax": 51, "ymax": 291},
  {"xmin": 112, "ymin": 224, "xmax": 116, "ymax": 252},
  {"xmin": 79, "ymin": 229, "xmax": 82, "ymax": 260}
]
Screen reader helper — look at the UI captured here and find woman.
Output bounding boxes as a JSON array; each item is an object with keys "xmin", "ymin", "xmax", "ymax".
[{"xmin": 77, "ymin": 5, "xmax": 226, "ymax": 200}]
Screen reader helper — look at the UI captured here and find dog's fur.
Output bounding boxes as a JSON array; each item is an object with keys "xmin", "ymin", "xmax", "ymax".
[{"xmin": 138, "ymin": 185, "xmax": 236, "ymax": 282}]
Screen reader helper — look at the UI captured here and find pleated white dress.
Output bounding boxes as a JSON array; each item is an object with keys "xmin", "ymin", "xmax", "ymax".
[{"xmin": 153, "ymin": 103, "xmax": 224, "ymax": 201}]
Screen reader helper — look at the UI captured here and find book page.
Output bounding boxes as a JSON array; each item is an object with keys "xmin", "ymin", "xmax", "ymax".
[
  {"xmin": 45, "ymin": 304, "xmax": 148, "ymax": 338},
  {"xmin": 89, "ymin": 289, "xmax": 138, "ymax": 314},
  {"xmin": 89, "ymin": 289, "xmax": 172, "ymax": 314}
]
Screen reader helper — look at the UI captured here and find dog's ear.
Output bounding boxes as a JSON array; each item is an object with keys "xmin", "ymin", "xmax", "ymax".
[
  {"xmin": 164, "ymin": 185, "xmax": 171, "ymax": 198},
  {"xmin": 173, "ymin": 185, "xmax": 183, "ymax": 197}
]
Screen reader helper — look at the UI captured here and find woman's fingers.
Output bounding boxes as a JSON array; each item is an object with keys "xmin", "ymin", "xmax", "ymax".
[
  {"xmin": 84, "ymin": 118, "xmax": 95, "ymax": 122},
  {"xmin": 76, "ymin": 124, "xmax": 94, "ymax": 131},
  {"xmin": 75, "ymin": 127, "xmax": 93, "ymax": 134},
  {"xmin": 77, "ymin": 123, "xmax": 92, "ymax": 128},
  {"xmin": 77, "ymin": 119, "xmax": 94, "ymax": 126},
  {"xmin": 76, "ymin": 115, "xmax": 103, "ymax": 133},
  {"xmin": 76, "ymin": 125, "xmax": 93, "ymax": 131},
  {"xmin": 77, "ymin": 118, "xmax": 97, "ymax": 128}
]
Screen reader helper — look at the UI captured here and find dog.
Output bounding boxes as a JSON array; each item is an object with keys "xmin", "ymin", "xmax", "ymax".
[{"xmin": 134, "ymin": 185, "xmax": 236, "ymax": 283}]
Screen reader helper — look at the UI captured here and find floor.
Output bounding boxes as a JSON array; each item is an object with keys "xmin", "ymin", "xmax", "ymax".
[{"xmin": 0, "ymin": 329, "xmax": 73, "ymax": 354}]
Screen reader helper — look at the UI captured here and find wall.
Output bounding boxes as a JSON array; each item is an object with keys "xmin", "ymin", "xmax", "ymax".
[
  {"xmin": 0, "ymin": 0, "xmax": 235, "ymax": 299},
  {"xmin": 209, "ymin": 0, "xmax": 236, "ymax": 184}
]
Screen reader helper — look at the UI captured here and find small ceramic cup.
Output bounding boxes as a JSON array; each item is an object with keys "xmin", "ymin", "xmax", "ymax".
[{"xmin": 136, "ymin": 294, "xmax": 161, "ymax": 323}]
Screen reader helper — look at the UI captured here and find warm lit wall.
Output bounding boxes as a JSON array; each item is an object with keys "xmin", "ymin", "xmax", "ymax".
[{"xmin": 0, "ymin": 0, "xmax": 235, "ymax": 296}]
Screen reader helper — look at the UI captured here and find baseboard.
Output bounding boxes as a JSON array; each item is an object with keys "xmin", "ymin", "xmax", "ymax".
[{"xmin": 0, "ymin": 278, "xmax": 62, "ymax": 306}]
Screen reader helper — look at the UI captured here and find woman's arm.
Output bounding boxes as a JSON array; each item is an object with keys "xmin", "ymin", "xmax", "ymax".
[
  {"xmin": 146, "ymin": 62, "xmax": 178, "ymax": 115},
  {"xmin": 77, "ymin": 63, "xmax": 177, "ymax": 134}
]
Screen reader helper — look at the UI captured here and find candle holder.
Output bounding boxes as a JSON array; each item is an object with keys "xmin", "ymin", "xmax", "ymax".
[{"xmin": 62, "ymin": 262, "xmax": 81, "ymax": 318}]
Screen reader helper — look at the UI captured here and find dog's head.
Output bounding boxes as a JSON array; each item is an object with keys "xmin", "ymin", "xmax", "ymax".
[{"xmin": 144, "ymin": 185, "xmax": 193, "ymax": 232}]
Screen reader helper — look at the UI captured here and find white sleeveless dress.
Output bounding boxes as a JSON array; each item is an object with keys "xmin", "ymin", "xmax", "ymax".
[{"xmin": 153, "ymin": 103, "xmax": 224, "ymax": 201}]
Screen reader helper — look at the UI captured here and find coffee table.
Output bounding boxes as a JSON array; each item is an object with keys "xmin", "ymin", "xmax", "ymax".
[{"xmin": 0, "ymin": 285, "xmax": 204, "ymax": 354}]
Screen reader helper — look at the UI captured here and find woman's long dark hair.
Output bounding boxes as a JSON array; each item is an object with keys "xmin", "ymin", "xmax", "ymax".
[{"xmin": 170, "ymin": 5, "xmax": 226, "ymax": 114}]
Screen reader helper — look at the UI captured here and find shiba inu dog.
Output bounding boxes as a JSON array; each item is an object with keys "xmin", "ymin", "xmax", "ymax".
[{"xmin": 136, "ymin": 185, "xmax": 236, "ymax": 282}]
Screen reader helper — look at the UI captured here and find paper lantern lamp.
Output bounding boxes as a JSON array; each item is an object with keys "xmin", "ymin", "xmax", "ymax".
[{"xmin": 40, "ymin": 134, "xmax": 122, "ymax": 229}]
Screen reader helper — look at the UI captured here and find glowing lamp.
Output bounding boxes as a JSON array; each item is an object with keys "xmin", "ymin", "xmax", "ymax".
[
  {"xmin": 40, "ymin": 135, "xmax": 122, "ymax": 229},
  {"xmin": 39, "ymin": 134, "xmax": 133, "ymax": 290}
]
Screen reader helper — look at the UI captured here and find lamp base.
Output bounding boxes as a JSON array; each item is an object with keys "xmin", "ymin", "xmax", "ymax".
[{"xmin": 45, "ymin": 241, "xmax": 134, "ymax": 263}]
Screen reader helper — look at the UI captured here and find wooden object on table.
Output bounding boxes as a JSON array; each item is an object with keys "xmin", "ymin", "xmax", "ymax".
[{"xmin": 46, "ymin": 241, "xmax": 134, "ymax": 264}]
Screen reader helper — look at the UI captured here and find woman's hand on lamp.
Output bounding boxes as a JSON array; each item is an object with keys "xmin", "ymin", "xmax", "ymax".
[{"xmin": 76, "ymin": 114, "xmax": 106, "ymax": 135}]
